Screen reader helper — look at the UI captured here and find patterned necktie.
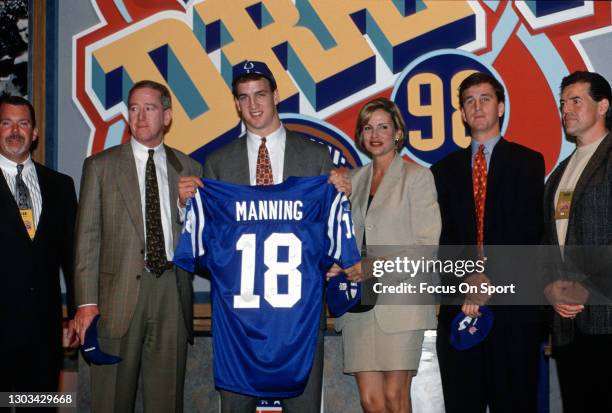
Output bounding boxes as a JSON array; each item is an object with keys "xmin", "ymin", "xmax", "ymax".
[
  {"xmin": 16, "ymin": 164, "xmax": 36, "ymax": 239},
  {"xmin": 255, "ymin": 137, "xmax": 274, "ymax": 186},
  {"xmin": 473, "ymin": 145, "xmax": 487, "ymax": 249},
  {"xmin": 15, "ymin": 164, "xmax": 32, "ymax": 210},
  {"xmin": 145, "ymin": 149, "xmax": 169, "ymax": 275}
]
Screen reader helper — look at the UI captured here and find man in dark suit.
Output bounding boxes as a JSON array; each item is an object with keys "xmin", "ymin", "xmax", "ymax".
[
  {"xmin": 179, "ymin": 60, "xmax": 350, "ymax": 413},
  {"xmin": 543, "ymin": 71, "xmax": 612, "ymax": 412},
  {"xmin": 431, "ymin": 72, "xmax": 545, "ymax": 412},
  {"xmin": 73, "ymin": 80, "xmax": 202, "ymax": 412},
  {"xmin": 0, "ymin": 95, "xmax": 78, "ymax": 395}
]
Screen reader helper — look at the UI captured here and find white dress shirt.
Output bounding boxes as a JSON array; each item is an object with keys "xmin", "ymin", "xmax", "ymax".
[
  {"xmin": 246, "ymin": 125, "xmax": 286, "ymax": 185},
  {"xmin": 0, "ymin": 153, "xmax": 42, "ymax": 227},
  {"xmin": 130, "ymin": 138, "xmax": 175, "ymax": 261}
]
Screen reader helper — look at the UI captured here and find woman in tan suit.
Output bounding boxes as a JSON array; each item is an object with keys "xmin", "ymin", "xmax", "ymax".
[{"xmin": 335, "ymin": 98, "xmax": 441, "ymax": 413}]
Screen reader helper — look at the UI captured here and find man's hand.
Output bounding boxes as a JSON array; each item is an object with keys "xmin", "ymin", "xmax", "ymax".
[
  {"xmin": 328, "ymin": 169, "xmax": 351, "ymax": 196},
  {"xmin": 464, "ymin": 272, "xmax": 492, "ymax": 306},
  {"xmin": 74, "ymin": 305, "xmax": 100, "ymax": 344},
  {"xmin": 461, "ymin": 300, "xmax": 481, "ymax": 318},
  {"xmin": 344, "ymin": 261, "xmax": 363, "ymax": 282},
  {"xmin": 63, "ymin": 319, "xmax": 80, "ymax": 348},
  {"xmin": 544, "ymin": 280, "xmax": 589, "ymax": 306},
  {"xmin": 178, "ymin": 176, "xmax": 204, "ymax": 207},
  {"xmin": 327, "ymin": 262, "xmax": 363, "ymax": 282},
  {"xmin": 552, "ymin": 303, "xmax": 584, "ymax": 319},
  {"xmin": 326, "ymin": 263, "xmax": 343, "ymax": 279}
]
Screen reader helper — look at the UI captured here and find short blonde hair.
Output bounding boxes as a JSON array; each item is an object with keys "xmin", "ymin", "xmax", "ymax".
[{"xmin": 354, "ymin": 97, "xmax": 406, "ymax": 156}]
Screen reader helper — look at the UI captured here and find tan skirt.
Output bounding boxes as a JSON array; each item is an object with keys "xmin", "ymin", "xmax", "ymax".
[{"xmin": 341, "ymin": 310, "xmax": 425, "ymax": 373}]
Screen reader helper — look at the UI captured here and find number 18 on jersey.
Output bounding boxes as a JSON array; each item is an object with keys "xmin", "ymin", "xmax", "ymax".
[{"xmin": 174, "ymin": 175, "xmax": 360, "ymax": 397}]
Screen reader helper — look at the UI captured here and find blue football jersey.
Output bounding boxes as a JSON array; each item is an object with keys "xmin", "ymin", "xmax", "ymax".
[{"xmin": 174, "ymin": 175, "xmax": 360, "ymax": 398}]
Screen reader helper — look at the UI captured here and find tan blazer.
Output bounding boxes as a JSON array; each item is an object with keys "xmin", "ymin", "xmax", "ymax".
[
  {"xmin": 337, "ymin": 155, "xmax": 441, "ymax": 333},
  {"xmin": 74, "ymin": 142, "xmax": 202, "ymax": 339}
]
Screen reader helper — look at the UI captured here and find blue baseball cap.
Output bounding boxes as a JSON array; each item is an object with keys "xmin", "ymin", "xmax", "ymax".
[
  {"xmin": 326, "ymin": 273, "xmax": 361, "ymax": 317},
  {"xmin": 450, "ymin": 306, "xmax": 494, "ymax": 350},
  {"xmin": 82, "ymin": 314, "xmax": 122, "ymax": 365},
  {"xmin": 232, "ymin": 60, "xmax": 276, "ymax": 88}
]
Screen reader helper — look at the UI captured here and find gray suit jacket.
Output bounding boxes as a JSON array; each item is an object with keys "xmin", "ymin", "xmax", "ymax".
[
  {"xmin": 544, "ymin": 132, "xmax": 612, "ymax": 345},
  {"xmin": 74, "ymin": 142, "xmax": 203, "ymax": 340},
  {"xmin": 336, "ymin": 155, "xmax": 441, "ymax": 333},
  {"xmin": 203, "ymin": 130, "xmax": 333, "ymax": 183}
]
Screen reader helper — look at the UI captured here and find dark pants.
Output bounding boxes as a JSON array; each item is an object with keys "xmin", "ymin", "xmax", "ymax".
[
  {"xmin": 554, "ymin": 332, "xmax": 612, "ymax": 413},
  {"xmin": 0, "ymin": 339, "xmax": 61, "ymax": 412},
  {"xmin": 437, "ymin": 309, "xmax": 543, "ymax": 413}
]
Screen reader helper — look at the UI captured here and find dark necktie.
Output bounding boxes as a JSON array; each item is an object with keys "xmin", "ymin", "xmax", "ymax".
[
  {"xmin": 473, "ymin": 145, "xmax": 487, "ymax": 250},
  {"xmin": 16, "ymin": 164, "xmax": 32, "ymax": 209},
  {"xmin": 16, "ymin": 164, "xmax": 36, "ymax": 239},
  {"xmin": 145, "ymin": 149, "xmax": 169, "ymax": 275},
  {"xmin": 255, "ymin": 137, "xmax": 274, "ymax": 186}
]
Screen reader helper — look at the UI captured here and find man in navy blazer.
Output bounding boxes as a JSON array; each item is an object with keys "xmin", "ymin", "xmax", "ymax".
[
  {"xmin": 0, "ymin": 96, "xmax": 78, "ymax": 393},
  {"xmin": 431, "ymin": 72, "xmax": 545, "ymax": 412}
]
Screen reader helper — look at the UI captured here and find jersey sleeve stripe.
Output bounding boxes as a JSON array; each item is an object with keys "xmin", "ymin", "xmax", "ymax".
[
  {"xmin": 327, "ymin": 192, "xmax": 342, "ymax": 256},
  {"xmin": 186, "ymin": 202, "xmax": 197, "ymax": 260},
  {"xmin": 194, "ymin": 190, "xmax": 206, "ymax": 257},
  {"xmin": 333, "ymin": 194, "xmax": 348, "ymax": 260}
]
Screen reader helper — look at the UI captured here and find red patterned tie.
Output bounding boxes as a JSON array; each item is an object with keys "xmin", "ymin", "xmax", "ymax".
[
  {"xmin": 255, "ymin": 137, "xmax": 274, "ymax": 185},
  {"xmin": 473, "ymin": 144, "xmax": 487, "ymax": 249}
]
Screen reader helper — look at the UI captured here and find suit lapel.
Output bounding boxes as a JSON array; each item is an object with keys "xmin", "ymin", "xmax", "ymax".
[
  {"xmin": 0, "ymin": 168, "xmax": 18, "ymax": 211},
  {"xmin": 32, "ymin": 163, "xmax": 49, "ymax": 243},
  {"xmin": 460, "ymin": 146, "xmax": 476, "ymax": 216},
  {"xmin": 571, "ymin": 133, "xmax": 612, "ymax": 208},
  {"xmin": 484, "ymin": 138, "xmax": 507, "ymax": 237},
  {"xmin": 165, "ymin": 145, "xmax": 183, "ymax": 237},
  {"xmin": 543, "ymin": 157, "xmax": 570, "ymax": 245},
  {"xmin": 368, "ymin": 155, "xmax": 402, "ymax": 212},
  {"xmin": 117, "ymin": 143, "xmax": 145, "ymax": 244},
  {"xmin": 283, "ymin": 131, "xmax": 309, "ymax": 179},
  {"xmin": 236, "ymin": 137, "xmax": 251, "ymax": 185},
  {"xmin": 351, "ymin": 162, "xmax": 372, "ymax": 225},
  {"xmin": 0, "ymin": 171, "xmax": 30, "ymax": 240},
  {"xmin": 226, "ymin": 135, "xmax": 251, "ymax": 185},
  {"xmin": 486, "ymin": 138, "xmax": 505, "ymax": 196},
  {"xmin": 452, "ymin": 147, "xmax": 477, "ymax": 243}
]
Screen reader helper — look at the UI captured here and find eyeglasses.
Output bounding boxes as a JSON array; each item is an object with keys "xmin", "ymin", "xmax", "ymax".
[{"xmin": 362, "ymin": 123, "xmax": 394, "ymax": 134}]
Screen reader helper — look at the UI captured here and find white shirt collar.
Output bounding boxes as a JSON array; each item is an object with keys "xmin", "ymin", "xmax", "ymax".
[
  {"xmin": 0, "ymin": 153, "xmax": 34, "ymax": 174},
  {"xmin": 130, "ymin": 137, "xmax": 166, "ymax": 160},
  {"xmin": 246, "ymin": 124, "xmax": 285, "ymax": 145}
]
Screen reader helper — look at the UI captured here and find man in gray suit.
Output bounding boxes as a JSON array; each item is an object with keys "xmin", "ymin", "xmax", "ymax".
[
  {"xmin": 179, "ymin": 60, "xmax": 350, "ymax": 413},
  {"xmin": 73, "ymin": 80, "xmax": 202, "ymax": 412},
  {"xmin": 543, "ymin": 71, "xmax": 612, "ymax": 412}
]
